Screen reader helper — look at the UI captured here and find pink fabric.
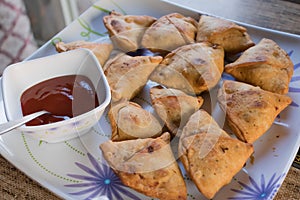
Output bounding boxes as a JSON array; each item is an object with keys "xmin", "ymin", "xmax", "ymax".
[{"xmin": 0, "ymin": 0, "xmax": 37, "ymax": 74}]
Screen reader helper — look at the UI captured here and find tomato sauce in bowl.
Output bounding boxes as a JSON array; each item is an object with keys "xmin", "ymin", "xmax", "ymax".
[{"xmin": 21, "ymin": 75, "xmax": 99, "ymax": 126}]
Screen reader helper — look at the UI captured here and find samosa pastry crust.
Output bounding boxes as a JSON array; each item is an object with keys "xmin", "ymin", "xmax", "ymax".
[
  {"xmin": 150, "ymin": 85, "xmax": 203, "ymax": 136},
  {"xmin": 150, "ymin": 42, "xmax": 224, "ymax": 95},
  {"xmin": 225, "ymin": 38, "xmax": 294, "ymax": 94},
  {"xmin": 178, "ymin": 109, "xmax": 229, "ymax": 169},
  {"xmin": 103, "ymin": 11, "xmax": 156, "ymax": 51},
  {"xmin": 179, "ymin": 109, "xmax": 229, "ymax": 141},
  {"xmin": 141, "ymin": 13, "xmax": 198, "ymax": 51},
  {"xmin": 181, "ymin": 133, "xmax": 253, "ymax": 199},
  {"xmin": 100, "ymin": 132, "xmax": 187, "ymax": 200},
  {"xmin": 197, "ymin": 15, "xmax": 254, "ymax": 54},
  {"xmin": 218, "ymin": 80, "xmax": 292, "ymax": 143},
  {"xmin": 108, "ymin": 100, "xmax": 163, "ymax": 141},
  {"xmin": 104, "ymin": 53, "xmax": 162, "ymax": 102},
  {"xmin": 55, "ymin": 40, "xmax": 113, "ymax": 66}
]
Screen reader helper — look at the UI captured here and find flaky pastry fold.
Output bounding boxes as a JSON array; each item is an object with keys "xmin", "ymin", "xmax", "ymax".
[
  {"xmin": 150, "ymin": 85, "xmax": 203, "ymax": 136},
  {"xmin": 103, "ymin": 11, "xmax": 156, "ymax": 52},
  {"xmin": 104, "ymin": 53, "xmax": 162, "ymax": 102},
  {"xmin": 55, "ymin": 40, "xmax": 113, "ymax": 66},
  {"xmin": 196, "ymin": 15, "xmax": 254, "ymax": 54},
  {"xmin": 218, "ymin": 80, "xmax": 292, "ymax": 143},
  {"xmin": 100, "ymin": 132, "xmax": 187, "ymax": 200},
  {"xmin": 225, "ymin": 38, "xmax": 294, "ymax": 94},
  {"xmin": 178, "ymin": 109, "xmax": 253, "ymax": 199},
  {"xmin": 141, "ymin": 13, "xmax": 198, "ymax": 51},
  {"xmin": 108, "ymin": 100, "xmax": 163, "ymax": 141},
  {"xmin": 150, "ymin": 42, "xmax": 224, "ymax": 95}
]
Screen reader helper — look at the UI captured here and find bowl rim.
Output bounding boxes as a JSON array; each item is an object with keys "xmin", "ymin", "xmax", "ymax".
[{"xmin": 1, "ymin": 48, "xmax": 111, "ymax": 131}]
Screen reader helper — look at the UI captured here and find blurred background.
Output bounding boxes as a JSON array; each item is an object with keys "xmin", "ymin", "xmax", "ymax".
[
  {"xmin": 0, "ymin": 0, "xmax": 96, "ymax": 74},
  {"xmin": 23, "ymin": 0, "xmax": 97, "ymax": 46}
]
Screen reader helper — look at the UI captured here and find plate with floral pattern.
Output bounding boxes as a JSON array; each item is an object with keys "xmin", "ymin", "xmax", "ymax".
[{"xmin": 0, "ymin": 0, "xmax": 300, "ymax": 199}]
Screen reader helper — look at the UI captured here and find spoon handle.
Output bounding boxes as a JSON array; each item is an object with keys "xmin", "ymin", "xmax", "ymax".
[{"xmin": 0, "ymin": 111, "xmax": 48, "ymax": 135}]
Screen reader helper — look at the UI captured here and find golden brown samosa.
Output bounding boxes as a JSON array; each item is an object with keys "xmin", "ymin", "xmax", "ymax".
[
  {"xmin": 104, "ymin": 53, "xmax": 162, "ymax": 102},
  {"xmin": 141, "ymin": 13, "xmax": 198, "ymax": 51},
  {"xmin": 150, "ymin": 85, "xmax": 203, "ymax": 136},
  {"xmin": 103, "ymin": 11, "xmax": 156, "ymax": 52},
  {"xmin": 196, "ymin": 15, "xmax": 254, "ymax": 54},
  {"xmin": 100, "ymin": 132, "xmax": 187, "ymax": 200},
  {"xmin": 178, "ymin": 109, "xmax": 253, "ymax": 199},
  {"xmin": 178, "ymin": 109, "xmax": 229, "ymax": 168},
  {"xmin": 179, "ymin": 109, "xmax": 229, "ymax": 140},
  {"xmin": 108, "ymin": 100, "xmax": 163, "ymax": 141},
  {"xmin": 55, "ymin": 40, "xmax": 113, "ymax": 66},
  {"xmin": 217, "ymin": 80, "xmax": 292, "ymax": 143},
  {"xmin": 180, "ymin": 133, "xmax": 253, "ymax": 199},
  {"xmin": 150, "ymin": 42, "xmax": 224, "ymax": 95},
  {"xmin": 225, "ymin": 38, "xmax": 294, "ymax": 94}
]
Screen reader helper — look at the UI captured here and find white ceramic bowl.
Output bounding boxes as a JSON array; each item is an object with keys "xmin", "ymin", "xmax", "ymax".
[{"xmin": 2, "ymin": 49, "xmax": 111, "ymax": 143}]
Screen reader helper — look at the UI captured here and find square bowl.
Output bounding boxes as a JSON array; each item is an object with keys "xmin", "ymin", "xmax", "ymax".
[{"xmin": 2, "ymin": 48, "xmax": 111, "ymax": 143}]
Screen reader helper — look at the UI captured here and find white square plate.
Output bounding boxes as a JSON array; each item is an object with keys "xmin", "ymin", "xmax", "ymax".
[{"xmin": 0, "ymin": 0, "xmax": 299, "ymax": 199}]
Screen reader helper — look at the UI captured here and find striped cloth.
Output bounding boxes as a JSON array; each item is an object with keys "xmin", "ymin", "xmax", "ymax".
[{"xmin": 0, "ymin": 0, "xmax": 37, "ymax": 74}]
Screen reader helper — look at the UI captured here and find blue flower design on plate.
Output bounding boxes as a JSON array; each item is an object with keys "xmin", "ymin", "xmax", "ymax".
[
  {"xmin": 222, "ymin": 72, "xmax": 235, "ymax": 81},
  {"xmin": 65, "ymin": 153, "xmax": 141, "ymax": 200},
  {"xmin": 229, "ymin": 173, "xmax": 284, "ymax": 200},
  {"xmin": 289, "ymin": 51, "xmax": 300, "ymax": 104},
  {"xmin": 288, "ymin": 50, "xmax": 300, "ymax": 107}
]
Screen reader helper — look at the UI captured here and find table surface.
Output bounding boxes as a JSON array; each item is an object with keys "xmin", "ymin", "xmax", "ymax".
[{"xmin": 1, "ymin": 0, "xmax": 300, "ymax": 199}]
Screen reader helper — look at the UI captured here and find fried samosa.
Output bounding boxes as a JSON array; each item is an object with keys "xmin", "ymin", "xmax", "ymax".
[
  {"xmin": 179, "ymin": 109, "xmax": 253, "ymax": 199},
  {"xmin": 196, "ymin": 15, "xmax": 254, "ymax": 54},
  {"xmin": 100, "ymin": 132, "xmax": 187, "ymax": 200},
  {"xmin": 218, "ymin": 80, "xmax": 292, "ymax": 143},
  {"xmin": 150, "ymin": 85, "xmax": 203, "ymax": 136},
  {"xmin": 180, "ymin": 133, "xmax": 253, "ymax": 199},
  {"xmin": 179, "ymin": 109, "xmax": 229, "ymax": 140},
  {"xmin": 104, "ymin": 53, "xmax": 162, "ymax": 102},
  {"xmin": 108, "ymin": 100, "xmax": 163, "ymax": 141},
  {"xmin": 141, "ymin": 13, "xmax": 198, "ymax": 51},
  {"xmin": 225, "ymin": 38, "xmax": 294, "ymax": 94},
  {"xmin": 103, "ymin": 11, "xmax": 156, "ymax": 51},
  {"xmin": 150, "ymin": 42, "xmax": 224, "ymax": 95},
  {"xmin": 178, "ymin": 109, "xmax": 229, "ymax": 166},
  {"xmin": 55, "ymin": 40, "xmax": 113, "ymax": 66}
]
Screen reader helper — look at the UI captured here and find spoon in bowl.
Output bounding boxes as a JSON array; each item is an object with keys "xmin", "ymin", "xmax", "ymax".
[{"xmin": 0, "ymin": 110, "xmax": 49, "ymax": 135}]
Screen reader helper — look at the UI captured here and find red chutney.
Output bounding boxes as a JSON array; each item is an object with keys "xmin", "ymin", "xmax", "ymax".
[{"xmin": 21, "ymin": 75, "xmax": 99, "ymax": 126}]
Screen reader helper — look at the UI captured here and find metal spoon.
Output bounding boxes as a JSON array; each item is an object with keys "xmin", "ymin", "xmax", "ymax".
[{"xmin": 0, "ymin": 110, "xmax": 49, "ymax": 135}]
